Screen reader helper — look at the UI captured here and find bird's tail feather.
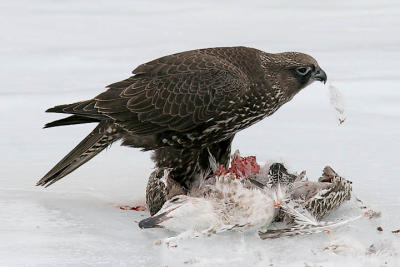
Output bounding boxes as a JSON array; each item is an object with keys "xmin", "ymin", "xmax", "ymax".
[
  {"xmin": 259, "ymin": 200, "xmax": 362, "ymax": 239},
  {"xmin": 44, "ymin": 115, "xmax": 100, "ymax": 128},
  {"xmin": 36, "ymin": 121, "xmax": 120, "ymax": 187},
  {"xmin": 258, "ymin": 216, "xmax": 362, "ymax": 239}
]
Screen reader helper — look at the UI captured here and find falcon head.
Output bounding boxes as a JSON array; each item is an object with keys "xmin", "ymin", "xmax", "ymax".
[{"xmin": 261, "ymin": 51, "xmax": 327, "ymax": 99}]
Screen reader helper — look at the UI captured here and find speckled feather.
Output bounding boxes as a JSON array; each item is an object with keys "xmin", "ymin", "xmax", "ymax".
[
  {"xmin": 38, "ymin": 46, "xmax": 326, "ymax": 188},
  {"xmin": 140, "ymin": 164, "xmax": 354, "ymax": 240}
]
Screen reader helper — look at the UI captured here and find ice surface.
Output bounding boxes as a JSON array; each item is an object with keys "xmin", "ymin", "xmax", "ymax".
[{"xmin": 1, "ymin": 0, "xmax": 399, "ymax": 266}]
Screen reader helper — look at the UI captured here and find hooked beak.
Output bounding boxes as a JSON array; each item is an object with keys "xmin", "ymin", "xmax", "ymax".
[{"xmin": 311, "ymin": 67, "xmax": 327, "ymax": 84}]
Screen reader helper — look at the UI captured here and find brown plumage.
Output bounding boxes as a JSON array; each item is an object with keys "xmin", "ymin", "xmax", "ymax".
[{"xmin": 37, "ymin": 47, "xmax": 327, "ymax": 198}]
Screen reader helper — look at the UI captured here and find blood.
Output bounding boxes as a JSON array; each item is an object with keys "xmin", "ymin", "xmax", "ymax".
[{"xmin": 214, "ymin": 153, "xmax": 260, "ymax": 178}]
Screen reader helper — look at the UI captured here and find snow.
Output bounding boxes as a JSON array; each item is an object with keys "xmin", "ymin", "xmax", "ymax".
[{"xmin": 1, "ymin": 0, "xmax": 399, "ymax": 266}]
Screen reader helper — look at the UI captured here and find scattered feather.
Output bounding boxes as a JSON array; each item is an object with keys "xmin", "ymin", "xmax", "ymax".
[
  {"xmin": 259, "ymin": 215, "xmax": 362, "ymax": 239},
  {"xmin": 366, "ymin": 241, "xmax": 397, "ymax": 257},
  {"xmin": 328, "ymin": 83, "xmax": 346, "ymax": 125}
]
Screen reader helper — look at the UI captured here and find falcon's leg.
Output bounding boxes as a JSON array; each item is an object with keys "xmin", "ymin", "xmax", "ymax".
[
  {"xmin": 198, "ymin": 135, "xmax": 235, "ymax": 173},
  {"xmin": 152, "ymin": 136, "xmax": 234, "ymax": 187},
  {"xmin": 151, "ymin": 147, "xmax": 202, "ymax": 188},
  {"xmin": 146, "ymin": 136, "xmax": 235, "ymax": 215}
]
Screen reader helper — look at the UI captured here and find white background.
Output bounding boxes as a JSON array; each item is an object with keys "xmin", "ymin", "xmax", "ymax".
[{"xmin": 1, "ymin": 0, "xmax": 399, "ymax": 266}]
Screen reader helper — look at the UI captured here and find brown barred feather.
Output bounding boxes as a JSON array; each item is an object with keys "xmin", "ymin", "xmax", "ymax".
[{"xmin": 39, "ymin": 46, "xmax": 326, "ymax": 188}]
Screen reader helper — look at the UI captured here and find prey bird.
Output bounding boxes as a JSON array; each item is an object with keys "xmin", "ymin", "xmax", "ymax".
[
  {"xmin": 37, "ymin": 47, "xmax": 327, "ymax": 213},
  {"xmin": 138, "ymin": 164, "xmax": 353, "ymax": 242}
]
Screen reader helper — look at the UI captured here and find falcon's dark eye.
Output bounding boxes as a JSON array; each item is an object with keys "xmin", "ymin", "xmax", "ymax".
[{"xmin": 295, "ymin": 67, "xmax": 311, "ymax": 76}]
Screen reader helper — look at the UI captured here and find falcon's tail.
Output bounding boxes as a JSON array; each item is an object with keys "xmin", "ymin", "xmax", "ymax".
[
  {"xmin": 36, "ymin": 121, "xmax": 121, "ymax": 187},
  {"xmin": 44, "ymin": 115, "xmax": 100, "ymax": 128}
]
